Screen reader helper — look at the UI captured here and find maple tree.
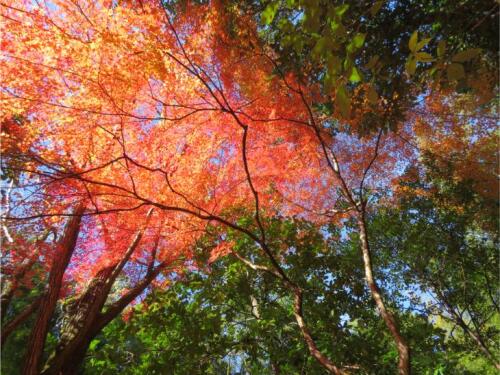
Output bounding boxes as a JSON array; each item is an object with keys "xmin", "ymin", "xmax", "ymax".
[
  {"xmin": 1, "ymin": 0, "xmax": 343, "ymax": 372},
  {"xmin": 0, "ymin": 0, "xmax": 497, "ymax": 374}
]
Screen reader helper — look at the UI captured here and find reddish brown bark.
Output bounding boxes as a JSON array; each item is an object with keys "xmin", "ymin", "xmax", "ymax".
[
  {"xmin": 292, "ymin": 288, "xmax": 347, "ymax": 375},
  {"xmin": 45, "ymin": 262, "xmax": 168, "ymax": 375},
  {"xmin": 233, "ymin": 250, "xmax": 347, "ymax": 374},
  {"xmin": 1, "ymin": 258, "xmax": 36, "ymax": 321},
  {"xmin": 22, "ymin": 204, "xmax": 85, "ymax": 375},
  {"xmin": 40, "ymin": 209, "xmax": 154, "ymax": 375},
  {"xmin": 1, "ymin": 296, "xmax": 42, "ymax": 347}
]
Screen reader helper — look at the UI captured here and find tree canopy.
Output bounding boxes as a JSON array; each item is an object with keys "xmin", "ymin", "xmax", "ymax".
[{"xmin": 1, "ymin": 0, "xmax": 498, "ymax": 374}]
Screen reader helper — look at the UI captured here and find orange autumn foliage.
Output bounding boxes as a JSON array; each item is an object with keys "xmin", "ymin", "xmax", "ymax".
[
  {"xmin": 412, "ymin": 90, "xmax": 498, "ymax": 201},
  {"xmin": 1, "ymin": 0, "xmax": 411, "ymax": 283}
]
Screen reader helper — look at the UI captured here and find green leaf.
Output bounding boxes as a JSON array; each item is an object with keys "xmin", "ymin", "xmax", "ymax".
[
  {"xmin": 452, "ymin": 48, "xmax": 481, "ymax": 62},
  {"xmin": 89, "ymin": 339, "xmax": 100, "ymax": 351},
  {"xmin": 323, "ymin": 73, "xmax": 335, "ymax": 92},
  {"xmin": 334, "ymin": 4, "xmax": 349, "ymax": 18},
  {"xmin": 353, "ymin": 33, "xmax": 366, "ymax": 49},
  {"xmin": 437, "ymin": 40, "xmax": 446, "ymax": 58},
  {"xmin": 281, "ymin": 34, "xmax": 293, "ymax": 47},
  {"xmin": 293, "ymin": 38, "xmax": 304, "ymax": 53},
  {"xmin": 446, "ymin": 63, "xmax": 465, "ymax": 80},
  {"xmin": 406, "ymin": 56, "xmax": 416, "ymax": 75},
  {"xmin": 312, "ymin": 37, "xmax": 327, "ymax": 60},
  {"xmin": 415, "ymin": 37, "xmax": 432, "ymax": 51},
  {"xmin": 277, "ymin": 18, "xmax": 293, "ymax": 32},
  {"xmin": 343, "ymin": 56, "xmax": 353, "ymax": 72},
  {"xmin": 370, "ymin": 1, "xmax": 384, "ymax": 17},
  {"xmin": 367, "ymin": 85, "xmax": 378, "ymax": 104},
  {"xmin": 261, "ymin": 2, "xmax": 279, "ymax": 25},
  {"xmin": 336, "ymin": 85, "xmax": 350, "ymax": 119},
  {"xmin": 346, "ymin": 33, "xmax": 366, "ymax": 54},
  {"xmin": 330, "ymin": 20, "xmax": 346, "ymax": 37},
  {"xmin": 303, "ymin": 11, "xmax": 321, "ymax": 33},
  {"xmin": 428, "ymin": 66, "xmax": 438, "ymax": 76},
  {"xmin": 348, "ymin": 66, "xmax": 362, "ymax": 82},
  {"xmin": 409, "ymin": 31, "xmax": 418, "ymax": 52},
  {"xmin": 415, "ymin": 52, "xmax": 434, "ymax": 63}
]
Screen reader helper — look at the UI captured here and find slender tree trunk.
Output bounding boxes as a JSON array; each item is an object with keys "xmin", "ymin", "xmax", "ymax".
[
  {"xmin": 22, "ymin": 204, "xmax": 85, "ymax": 375},
  {"xmin": 234, "ymin": 251, "xmax": 347, "ymax": 374},
  {"xmin": 462, "ymin": 323, "xmax": 500, "ymax": 370},
  {"xmin": 1, "ymin": 296, "xmax": 42, "ymax": 347},
  {"xmin": 356, "ymin": 215, "xmax": 410, "ymax": 375},
  {"xmin": 271, "ymin": 361, "xmax": 281, "ymax": 375},
  {"xmin": 315, "ymin": 125, "xmax": 411, "ymax": 373},
  {"xmin": 441, "ymin": 297, "xmax": 500, "ymax": 370},
  {"xmin": 1, "ymin": 258, "xmax": 36, "ymax": 320},
  {"xmin": 292, "ymin": 287, "xmax": 347, "ymax": 375}
]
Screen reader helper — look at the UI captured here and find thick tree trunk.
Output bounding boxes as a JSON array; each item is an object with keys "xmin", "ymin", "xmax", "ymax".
[
  {"xmin": 43, "ymin": 262, "xmax": 166, "ymax": 375},
  {"xmin": 41, "ymin": 266, "xmax": 114, "ymax": 374},
  {"xmin": 356, "ymin": 215, "xmax": 410, "ymax": 375},
  {"xmin": 22, "ymin": 204, "xmax": 85, "ymax": 375},
  {"xmin": 41, "ymin": 209, "xmax": 153, "ymax": 375}
]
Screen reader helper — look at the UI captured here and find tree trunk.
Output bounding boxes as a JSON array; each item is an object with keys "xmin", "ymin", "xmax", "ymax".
[
  {"xmin": 41, "ymin": 209, "xmax": 153, "ymax": 375},
  {"xmin": 441, "ymin": 296, "xmax": 500, "ymax": 370},
  {"xmin": 43, "ymin": 262, "xmax": 167, "ymax": 374},
  {"xmin": 271, "ymin": 361, "xmax": 281, "ymax": 375},
  {"xmin": 234, "ymin": 251, "xmax": 347, "ymax": 374},
  {"xmin": 1, "ymin": 296, "xmax": 42, "ymax": 347},
  {"xmin": 462, "ymin": 323, "xmax": 500, "ymax": 370},
  {"xmin": 41, "ymin": 266, "xmax": 114, "ymax": 374},
  {"xmin": 292, "ymin": 288, "xmax": 347, "ymax": 375},
  {"xmin": 22, "ymin": 204, "xmax": 85, "ymax": 375},
  {"xmin": 356, "ymin": 215, "xmax": 410, "ymax": 375},
  {"xmin": 1, "ymin": 258, "xmax": 36, "ymax": 320},
  {"xmin": 2, "ymin": 229, "xmax": 55, "ymax": 322}
]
